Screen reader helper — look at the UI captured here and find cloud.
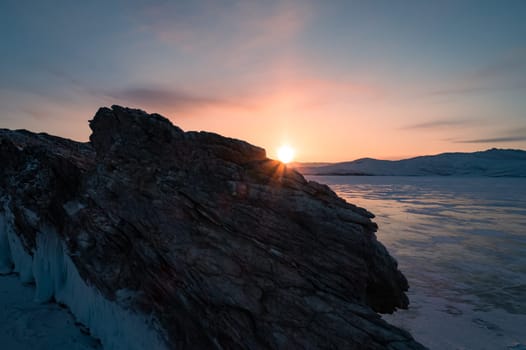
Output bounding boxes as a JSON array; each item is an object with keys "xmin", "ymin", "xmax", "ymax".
[
  {"xmin": 120, "ymin": 1, "xmax": 382, "ymax": 113},
  {"xmin": 402, "ymin": 118, "xmax": 474, "ymax": 129},
  {"xmin": 238, "ymin": 0, "xmax": 311, "ymax": 48},
  {"xmin": 454, "ymin": 127, "xmax": 526, "ymax": 143},
  {"xmin": 471, "ymin": 47, "xmax": 526, "ymax": 80},
  {"xmin": 425, "ymin": 47, "xmax": 526, "ymax": 97},
  {"xmin": 137, "ymin": 0, "xmax": 312, "ymax": 54},
  {"xmin": 426, "ymin": 86, "xmax": 496, "ymax": 97},
  {"xmin": 109, "ymin": 87, "xmax": 251, "ymax": 113},
  {"xmin": 427, "ymin": 83, "xmax": 526, "ymax": 97},
  {"xmin": 455, "ymin": 136, "xmax": 526, "ymax": 143},
  {"xmin": 45, "ymin": 68, "xmax": 108, "ymax": 100}
]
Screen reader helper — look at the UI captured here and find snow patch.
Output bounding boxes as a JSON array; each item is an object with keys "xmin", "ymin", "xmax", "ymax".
[
  {"xmin": 22, "ymin": 208, "xmax": 40, "ymax": 227},
  {"xmin": 63, "ymin": 201, "xmax": 86, "ymax": 216}
]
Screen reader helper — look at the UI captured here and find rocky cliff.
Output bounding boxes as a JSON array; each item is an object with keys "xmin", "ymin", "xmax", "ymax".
[{"xmin": 0, "ymin": 106, "xmax": 425, "ymax": 349}]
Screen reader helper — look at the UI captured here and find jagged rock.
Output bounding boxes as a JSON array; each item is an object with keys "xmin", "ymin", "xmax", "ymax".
[{"xmin": 0, "ymin": 106, "xmax": 426, "ymax": 349}]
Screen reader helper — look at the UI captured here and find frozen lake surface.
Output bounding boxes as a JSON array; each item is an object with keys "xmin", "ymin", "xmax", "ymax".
[
  {"xmin": 310, "ymin": 176, "xmax": 526, "ymax": 350},
  {"xmin": 0, "ymin": 274, "xmax": 100, "ymax": 350}
]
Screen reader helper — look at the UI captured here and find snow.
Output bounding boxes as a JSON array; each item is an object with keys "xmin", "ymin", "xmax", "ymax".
[
  {"xmin": 63, "ymin": 201, "xmax": 86, "ymax": 216},
  {"xmin": 311, "ymin": 175, "xmax": 526, "ymax": 350},
  {"xmin": 300, "ymin": 149, "xmax": 526, "ymax": 177},
  {"xmin": 382, "ymin": 292, "xmax": 526, "ymax": 350},
  {"xmin": 0, "ymin": 202, "xmax": 168, "ymax": 350},
  {"xmin": 22, "ymin": 208, "xmax": 39, "ymax": 227}
]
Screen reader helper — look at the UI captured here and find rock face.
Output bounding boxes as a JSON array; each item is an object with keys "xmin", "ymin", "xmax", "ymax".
[{"xmin": 0, "ymin": 106, "xmax": 425, "ymax": 349}]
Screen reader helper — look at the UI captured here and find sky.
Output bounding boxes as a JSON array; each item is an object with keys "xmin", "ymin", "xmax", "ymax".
[{"xmin": 1, "ymin": 0, "xmax": 525, "ymax": 162}]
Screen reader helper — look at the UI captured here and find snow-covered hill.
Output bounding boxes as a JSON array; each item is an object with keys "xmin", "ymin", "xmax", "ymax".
[{"xmin": 296, "ymin": 149, "xmax": 526, "ymax": 177}]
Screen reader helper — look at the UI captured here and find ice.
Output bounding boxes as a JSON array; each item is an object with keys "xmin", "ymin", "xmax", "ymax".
[
  {"xmin": 0, "ymin": 274, "xmax": 101, "ymax": 350},
  {"xmin": 0, "ymin": 202, "xmax": 168, "ymax": 350},
  {"xmin": 3, "ymin": 203, "xmax": 34, "ymax": 283},
  {"xmin": 311, "ymin": 175, "xmax": 526, "ymax": 350},
  {"xmin": 32, "ymin": 225, "xmax": 65, "ymax": 302},
  {"xmin": 0, "ymin": 211, "xmax": 13, "ymax": 273},
  {"xmin": 54, "ymin": 250, "xmax": 167, "ymax": 350}
]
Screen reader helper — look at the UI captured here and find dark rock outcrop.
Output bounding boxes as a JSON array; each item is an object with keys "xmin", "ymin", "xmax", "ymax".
[{"xmin": 0, "ymin": 105, "xmax": 425, "ymax": 349}]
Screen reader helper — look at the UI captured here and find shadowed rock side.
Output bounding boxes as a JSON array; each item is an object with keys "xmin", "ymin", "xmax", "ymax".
[{"xmin": 0, "ymin": 106, "xmax": 426, "ymax": 349}]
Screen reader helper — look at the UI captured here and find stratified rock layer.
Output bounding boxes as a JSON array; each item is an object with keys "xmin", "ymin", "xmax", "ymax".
[{"xmin": 0, "ymin": 106, "xmax": 425, "ymax": 349}]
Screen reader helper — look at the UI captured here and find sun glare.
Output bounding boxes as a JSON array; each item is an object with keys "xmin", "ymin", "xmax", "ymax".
[{"xmin": 277, "ymin": 145, "xmax": 295, "ymax": 164}]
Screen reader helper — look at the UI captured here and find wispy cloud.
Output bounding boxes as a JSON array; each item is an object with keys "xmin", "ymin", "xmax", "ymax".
[
  {"xmin": 427, "ymin": 83, "xmax": 526, "ymax": 97},
  {"xmin": 455, "ymin": 136, "xmax": 526, "ymax": 143},
  {"xmin": 425, "ymin": 47, "xmax": 526, "ymax": 97},
  {"xmin": 471, "ymin": 47, "xmax": 526, "ymax": 80},
  {"xmin": 124, "ymin": 1, "xmax": 385, "ymax": 114},
  {"xmin": 109, "ymin": 86, "xmax": 251, "ymax": 113},
  {"xmin": 402, "ymin": 118, "xmax": 474, "ymax": 129},
  {"xmin": 137, "ymin": 0, "xmax": 311, "ymax": 55},
  {"xmin": 454, "ymin": 127, "xmax": 526, "ymax": 143},
  {"xmin": 427, "ymin": 86, "xmax": 497, "ymax": 97}
]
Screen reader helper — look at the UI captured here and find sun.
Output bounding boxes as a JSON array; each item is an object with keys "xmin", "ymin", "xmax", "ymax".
[{"xmin": 277, "ymin": 145, "xmax": 295, "ymax": 164}]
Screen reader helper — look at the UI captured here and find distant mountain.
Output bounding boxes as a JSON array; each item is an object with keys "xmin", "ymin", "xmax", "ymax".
[{"xmin": 295, "ymin": 149, "xmax": 526, "ymax": 177}]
